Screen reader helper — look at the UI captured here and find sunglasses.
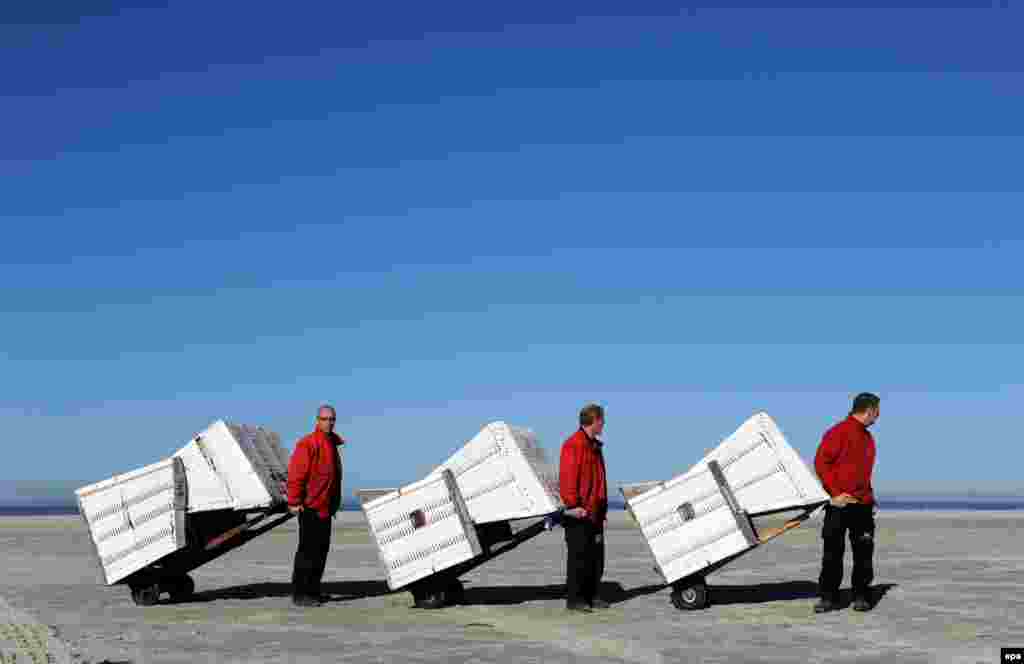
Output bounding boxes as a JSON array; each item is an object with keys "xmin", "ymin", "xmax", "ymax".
[{"xmin": 318, "ymin": 416, "xmax": 336, "ymax": 421}]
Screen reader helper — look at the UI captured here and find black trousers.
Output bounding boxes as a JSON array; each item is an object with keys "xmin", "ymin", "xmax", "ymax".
[
  {"xmin": 818, "ymin": 504, "xmax": 875, "ymax": 600},
  {"xmin": 564, "ymin": 517, "xmax": 605, "ymax": 605},
  {"xmin": 292, "ymin": 509, "xmax": 332, "ymax": 599}
]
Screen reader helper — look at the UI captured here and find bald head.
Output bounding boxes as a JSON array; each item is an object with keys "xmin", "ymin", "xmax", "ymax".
[{"xmin": 316, "ymin": 404, "xmax": 336, "ymax": 434}]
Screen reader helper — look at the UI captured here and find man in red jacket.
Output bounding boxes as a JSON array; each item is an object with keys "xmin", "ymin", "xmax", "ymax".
[
  {"xmin": 287, "ymin": 404, "xmax": 345, "ymax": 607},
  {"xmin": 559, "ymin": 403, "xmax": 609, "ymax": 613},
  {"xmin": 814, "ymin": 393, "xmax": 880, "ymax": 614}
]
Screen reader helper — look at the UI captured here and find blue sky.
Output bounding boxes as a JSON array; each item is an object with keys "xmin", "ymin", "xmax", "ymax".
[{"xmin": 2, "ymin": 2, "xmax": 1023, "ymax": 499}]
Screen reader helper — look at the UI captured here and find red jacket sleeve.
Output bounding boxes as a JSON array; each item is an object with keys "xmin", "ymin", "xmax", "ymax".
[
  {"xmin": 559, "ymin": 438, "xmax": 581, "ymax": 508},
  {"xmin": 287, "ymin": 438, "xmax": 311, "ymax": 507},
  {"xmin": 814, "ymin": 427, "xmax": 842, "ymax": 497}
]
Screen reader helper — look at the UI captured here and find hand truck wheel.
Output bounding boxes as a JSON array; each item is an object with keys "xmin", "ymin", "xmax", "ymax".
[{"xmin": 670, "ymin": 580, "xmax": 709, "ymax": 611}]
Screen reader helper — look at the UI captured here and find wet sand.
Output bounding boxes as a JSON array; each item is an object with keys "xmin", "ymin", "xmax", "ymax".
[{"xmin": 1, "ymin": 510, "xmax": 1021, "ymax": 663}]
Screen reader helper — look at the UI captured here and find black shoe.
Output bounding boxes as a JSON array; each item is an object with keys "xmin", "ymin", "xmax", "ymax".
[
  {"xmin": 852, "ymin": 596, "xmax": 872, "ymax": 612},
  {"xmin": 566, "ymin": 602, "xmax": 593, "ymax": 613},
  {"xmin": 814, "ymin": 597, "xmax": 838, "ymax": 613},
  {"xmin": 589, "ymin": 598, "xmax": 611, "ymax": 609},
  {"xmin": 292, "ymin": 595, "xmax": 322, "ymax": 607}
]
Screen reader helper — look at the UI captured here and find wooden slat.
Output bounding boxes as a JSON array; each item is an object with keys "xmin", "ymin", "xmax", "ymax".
[
  {"xmin": 356, "ymin": 488, "xmax": 398, "ymax": 505},
  {"xmin": 619, "ymin": 481, "xmax": 663, "ymax": 501},
  {"xmin": 757, "ymin": 518, "xmax": 804, "ymax": 544},
  {"xmin": 204, "ymin": 513, "xmax": 272, "ymax": 551}
]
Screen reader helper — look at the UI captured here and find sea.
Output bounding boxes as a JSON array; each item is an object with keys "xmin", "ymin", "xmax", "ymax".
[{"xmin": 3, "ymin": 498, "xmax": 1023, "ymax": 517}]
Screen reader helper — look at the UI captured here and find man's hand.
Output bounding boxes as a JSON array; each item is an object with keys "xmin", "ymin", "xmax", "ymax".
[
  {"xmin": 288, "ymin": 504, "xmax": 304, "ymax": 514},
  {"xmin": 830, "ymin": 493, "xmax": 859, "ymax": 508},
  {"xmin": 565, "ymin": 507, "xmax": 588, "ymax": 519}
]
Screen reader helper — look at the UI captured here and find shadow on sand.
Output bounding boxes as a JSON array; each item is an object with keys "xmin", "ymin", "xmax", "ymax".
[
  {"xmin": 835, "ymin": 583, "xmax": 898, "ymax": 609},
  {"xmin": 182, "ymin": 580, "xmax": 391, "ymax": 604},
  {"xmin": 704, "ymin": 581, "xmax": 898, "ymax": 608},
  {"xmin": 458, "ymin": 583, "xmax": 564, "ymax": 605},
  {"xmin": 457, "ymin": 581, "xmax": 645, "ymax": 606},
  {"xmin": 460, "ymin": 580, "xmax": 898, "ymax": 609},
  {"xmin": 173, "ymin": 579, "xmax": 897, "ymax": 610},
  {"xmin": 708, "ymin": 580, "xmax": 821, "ymax": 605}
]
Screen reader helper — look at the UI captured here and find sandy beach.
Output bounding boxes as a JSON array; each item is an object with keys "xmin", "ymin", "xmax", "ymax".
[{"xmin": 1, "ymin": 510, "xmax": 1021, "ymax": 663}]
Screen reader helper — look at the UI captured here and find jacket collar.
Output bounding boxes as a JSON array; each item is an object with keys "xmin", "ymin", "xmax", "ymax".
[
  {"xmin": 845, "ymin": 415, "xmax": 867, "ymax": 431},
  {"xmin": 311, "ymin": 429, "xmax": 342, "ymax": 446},
  {"xmin": 579, "ymin": 427, "xmax": 603, "ymax": 449}
]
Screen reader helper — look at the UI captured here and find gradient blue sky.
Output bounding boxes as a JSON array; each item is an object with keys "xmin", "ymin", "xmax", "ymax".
[{"xmin": 2, "ymin": 2, "xmax": 1023, "ymax": 499}]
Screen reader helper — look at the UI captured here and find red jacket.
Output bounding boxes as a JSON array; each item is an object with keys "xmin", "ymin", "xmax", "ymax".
[
  {"xmin": 559, "ymin": 429, "xmax": 608, "ymax": 526},
  {"xmin": 814, "ymin": 416, "xmax": 876, "ymax": 505},
  {"xmin": 287, "ymin": 430, "xmax": 343, "ymax": 519}
]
